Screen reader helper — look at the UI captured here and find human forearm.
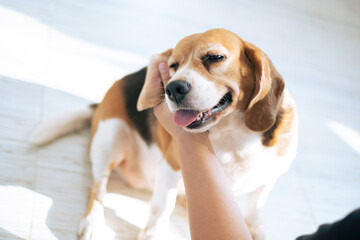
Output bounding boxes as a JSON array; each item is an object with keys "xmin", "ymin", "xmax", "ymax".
[{"xmin": 177, "ymin": 138, "xmax": 252, "ymax": 240}]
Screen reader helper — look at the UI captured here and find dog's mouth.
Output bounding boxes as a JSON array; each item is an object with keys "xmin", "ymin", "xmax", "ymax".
[{"xmin": 173, "ymin": 92, "xmax": 232, "ymax": 130}]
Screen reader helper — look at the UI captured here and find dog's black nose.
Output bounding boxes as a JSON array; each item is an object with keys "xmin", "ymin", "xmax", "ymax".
[{"xmin": 165, "ymin": 80, "xmax": 191, "ymax": 104}]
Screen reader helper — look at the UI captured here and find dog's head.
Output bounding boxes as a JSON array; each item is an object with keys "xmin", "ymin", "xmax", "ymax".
[{"xmin": 138, "ymin": 29, "xmax": 284, "ymax": 133}]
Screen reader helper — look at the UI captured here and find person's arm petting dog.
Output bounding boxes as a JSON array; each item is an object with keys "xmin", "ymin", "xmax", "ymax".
[{"xmin": 152, "ymin": 57, "xmax": 252, "ymax": 240}]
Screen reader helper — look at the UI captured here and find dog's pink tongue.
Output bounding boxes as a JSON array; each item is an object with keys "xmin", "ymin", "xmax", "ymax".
[{"xmin": 174, "ymin": 110, "xmax": 199, "ymax": 127}]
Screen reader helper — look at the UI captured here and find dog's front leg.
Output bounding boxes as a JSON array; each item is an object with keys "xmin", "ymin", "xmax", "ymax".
[
  {"xmin": 78, "ymin": 119, "xmax": 130, "ymax": 240},
  {"xmin": 138, "ymin": 160, "xmax": 181, "ymax": 240},
  {"xmin": 246, "ymin": 180, "xmax": 277, "ymax": 240},
  {"xmin": 78, "ymin": 178, "xmax": 114, "ymax": 240}
]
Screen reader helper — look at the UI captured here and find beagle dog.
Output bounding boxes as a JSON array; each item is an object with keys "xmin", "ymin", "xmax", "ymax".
[{"xmin": 31, "ymin": 29, "xmax": 298, "ymax": 240}]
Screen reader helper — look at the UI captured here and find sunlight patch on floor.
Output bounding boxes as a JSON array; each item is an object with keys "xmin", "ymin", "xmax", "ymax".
[
  {"xmin": 104, "ymin": 193, "xmax": 150, "ymax": 229},
  {"xmin": 0, "ymin": 185, "xmax": 56, "ymax": 240},
  {"xmin": 326, "ymin": 120, "xmax": 360, "ymax": 156},
  {"xmin": 0, "ymin": 5, "xmax": 147, "ymax": 102}
]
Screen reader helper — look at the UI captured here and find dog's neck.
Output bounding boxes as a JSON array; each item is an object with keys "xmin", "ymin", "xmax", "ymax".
[{"xmin": 209, "ymin": 110, "xmax": 254, "ymax": 140}]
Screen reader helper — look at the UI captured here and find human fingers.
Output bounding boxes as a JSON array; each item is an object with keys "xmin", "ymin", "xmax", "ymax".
[
  {"xmin": 137, "ymin": 55, "xmax": 167, "ymax": 111},
  {"xmin": 154, "ymin": 101, "xmax": 179, "ymax": 136},
  {"xmin": 158, "ymin": 62, "xmax": 170, "ymax": 85}
]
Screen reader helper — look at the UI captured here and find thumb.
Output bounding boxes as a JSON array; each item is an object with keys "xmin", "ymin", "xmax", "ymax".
[{"xmin": 158, "ymin": 63, "xmax": 170, "ymax": 85}]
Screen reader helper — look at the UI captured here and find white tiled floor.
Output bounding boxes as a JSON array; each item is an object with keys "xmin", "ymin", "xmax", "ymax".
[{"xmin": 0, "ymin": 0, "xmax": 359, "ymax": 240}]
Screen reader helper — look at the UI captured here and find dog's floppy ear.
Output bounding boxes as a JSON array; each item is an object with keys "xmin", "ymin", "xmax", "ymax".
[
  {"xmin": 137, "ymin": 49, "xmax": 173, "ymax": 111},
  {"xmin": 243, "ymin": 42, "xmax": 284, "ymax": 132}
]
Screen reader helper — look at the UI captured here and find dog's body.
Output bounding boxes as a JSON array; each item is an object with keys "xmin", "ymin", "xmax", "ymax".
[{"xmin": 31, "ymin": 29, "xmax": 298, "ymax": 240}]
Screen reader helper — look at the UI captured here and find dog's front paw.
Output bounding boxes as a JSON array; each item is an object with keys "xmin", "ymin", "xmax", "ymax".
[
  {"xmin": 138, "ymin": 222, "xmax": 168, "ymax": 240},
  {"xmin": 78, "ymin": 215, "xmax": 115, "ymax": 240},
  {"xmin": 78, "ymin": 203, "xmax": 115, "ymax": 240},
  {"xmin": 247, "ymin": 223, "xmax": 264, "ymax": 240},
  {"xmin": 137, "ymin": 227, "xmax": 157, "ymax": 240}
]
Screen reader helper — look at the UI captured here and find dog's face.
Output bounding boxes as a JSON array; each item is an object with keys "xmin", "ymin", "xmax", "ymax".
[
  {"xmin": 165, "ymin": 29, "xmax": 284, "ymax": 133},
  {"xmin": 138, "ymin": 29, "xmax": 285, "ymax": 133},
  {"xmin": 165, "ymin": 30, "xmax": 242, "ymax": 132}
]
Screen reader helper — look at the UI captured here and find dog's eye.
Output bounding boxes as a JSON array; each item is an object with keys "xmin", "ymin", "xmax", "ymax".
[
  {"xmin": 207, "ymin": 55, "xmax": 225, "ymax": 62},
  {"xmin": 169, "ymin": 63, "xmax": 179, "ymax": 71},
  {"xmin": 202, "ymin": 55, "xmax": 225, "ymax": 68}
]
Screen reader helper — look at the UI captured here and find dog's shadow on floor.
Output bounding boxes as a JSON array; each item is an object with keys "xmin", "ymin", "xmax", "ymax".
[
  {"xmin": 103, "ymin": 174, "xmax": 190, "ymax": 240},
  {"xmin": 43, "ymin": 172, "xmax": 153, "ymax": 240},
  {"xmin": 104, "ymin": 174, "xmax": 152, "ymax": 239},
  {"xmin": 21, "ymin": 130, "xmax": 189, "ymax": 240},
  {"xmin": 105, "ymin": 206, "xmax": 141, "ymax": 240},
  {"xmin": 25, "ymin": 132, "xmax": 153, "ymax": 240},
  {"xmin": 42, "ymin": 160, "xmax": 189, "ymax": 240}
]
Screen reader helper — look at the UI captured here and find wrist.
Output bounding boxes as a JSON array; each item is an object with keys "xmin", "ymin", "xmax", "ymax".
[{"xmin": 175, "ymin": 132, "xmax": 214, "ymax": 156}]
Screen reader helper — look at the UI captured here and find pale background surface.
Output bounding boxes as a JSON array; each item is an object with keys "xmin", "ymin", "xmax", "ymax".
[{"xmin": 0, "ymin": 0, "xmax": 359, "ymax": 239}]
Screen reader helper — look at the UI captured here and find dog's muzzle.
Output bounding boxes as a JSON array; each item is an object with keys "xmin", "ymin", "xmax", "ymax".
[{"xmin": 165, "ymin": 80, "xmax": 191, "ymax": 105}]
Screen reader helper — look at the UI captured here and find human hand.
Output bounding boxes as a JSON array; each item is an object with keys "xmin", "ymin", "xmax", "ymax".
[
  {"xmin": 149, "ymin": 58, "xmax": 210, "ymax": 146},
  {"xmin": 137, "ymin": 49, "xmax": 172, "ymax": 111}
]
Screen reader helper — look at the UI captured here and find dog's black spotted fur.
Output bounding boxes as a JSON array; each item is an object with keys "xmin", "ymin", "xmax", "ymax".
[
  {"xmin": 262, "ymin": 108, "xmax": 284, "ymax": 146},
  {"xmin": 122, "ymin": 67, "xmax": 155, "ymax": 145}
]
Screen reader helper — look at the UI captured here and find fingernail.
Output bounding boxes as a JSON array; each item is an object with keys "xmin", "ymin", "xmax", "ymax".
[{"xmin": 159, "ymin": 63, "xmax": 168, "ymax": 73}]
